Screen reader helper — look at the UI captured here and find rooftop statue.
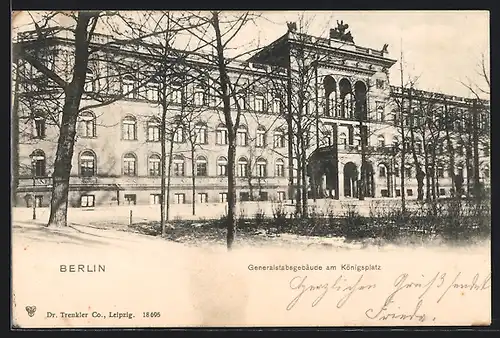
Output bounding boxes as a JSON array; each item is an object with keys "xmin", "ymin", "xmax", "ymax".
[
  {"xmin": 330, "ymin": 20, "xmax": 354, "ymax": 43},
  {"xmin": 287, "ymin": 21, "xmax": 297, "ymax": 32},
  {"xmin": 381, "ymin": 43, "xmax": 389, "ymax": 54}
]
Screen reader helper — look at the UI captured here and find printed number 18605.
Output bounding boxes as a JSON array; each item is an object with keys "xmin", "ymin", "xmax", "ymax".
[{"xmin": 143, "ymin": 312, "xmax": 161, "ymax": 318}]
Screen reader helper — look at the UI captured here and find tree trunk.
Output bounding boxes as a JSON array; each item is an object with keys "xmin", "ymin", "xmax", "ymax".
[
  {"xmin": 226, "ymin": 142, "xmax": 237, "ymax": 250},
  {"xmin": 301, "ymin": 133, "xmax": 308, "ymax": 217},
  {"xmin": 166, "ymin": 139, "xmax": 174, "ymax": 221},
  {"xmin": 472, "ymin": 100, "xmax": 480, "ymax": 198},
  {"xmin": 191, "ymin": 146, "xmax": 196, "ymax": 216},
  {"xmin": 47, "ymin": 13, "xmax": 94, "ymax": 227},
  {"xmin": 160, "ymin": 103, "xmax": 167, "ymax": 235}
]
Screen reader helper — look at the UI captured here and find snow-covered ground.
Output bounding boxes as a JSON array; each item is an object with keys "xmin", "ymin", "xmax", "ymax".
[{"xmin": 11, "ymin": 216, "xmax": 491, "ymax": 328}]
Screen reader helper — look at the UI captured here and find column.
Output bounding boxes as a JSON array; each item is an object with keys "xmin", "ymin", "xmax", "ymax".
[{"xmin": 338, "ymin": 162, "xmax": 344, "ymax": 199}]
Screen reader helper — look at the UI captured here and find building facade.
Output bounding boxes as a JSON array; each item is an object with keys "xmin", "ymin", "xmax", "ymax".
[{"xmin": 12, "ymin": 22, "xmax": 490, "ymax": 208}]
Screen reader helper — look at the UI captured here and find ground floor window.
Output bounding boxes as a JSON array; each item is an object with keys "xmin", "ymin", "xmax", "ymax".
[
  {"xmin": 124, "ymin": 194, "xmax": 136, "ymax": 205},
  {"xmin": 277, "ymin": 191, "xmax": 286, "ymax": 201},
  {"xmin": 395, "ymin": 189, "xmax": 401, "ymax": 197},
  {"xmin": 259, "ymin": 191, "xmax": 268, "ymax": 201},
  {"xmin": 198, "ymin": 193, "xmax": 208, "ymax": 203},
  {"xmin": 219, "ymin": 192, "xmax": 228, "ymax": 203},
  {"xmin": 174, "ymin": 193, "xmax": 185, "ymax": 204},
  {"xmin": 150, "ymin": 194, "xmax": 162, "ymax": 204},
  {"xmin": 35, "ymin": 195, "xmax": 43, "ymax": 207},
  {"xmin": 380, "ymin": 189, "xmax": 389, "ymax": 197},
  {"xmin": 239, "ymin": 192, "xmax": 250, "ymax": 201},
  {"xmin": 439, "ymin": 188, "xmax": 446, "ymax": 196},
  {"xmin": 80, "ymin": 195, "xmax": 95, "ymax": 207},
  {"xmin": 407, "ymin": 189, "xmax": 413, "ymax": 197}
]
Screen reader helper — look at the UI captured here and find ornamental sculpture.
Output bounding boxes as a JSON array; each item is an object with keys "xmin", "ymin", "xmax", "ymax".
[{"xmin": 330, "ymin": 20, "xmax": 354, "ymax": 43}]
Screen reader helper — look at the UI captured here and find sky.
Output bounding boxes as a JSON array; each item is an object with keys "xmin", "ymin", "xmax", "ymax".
[{"xmin": 12, "ymin": 10, "xmax": 490, "ymax": 99}]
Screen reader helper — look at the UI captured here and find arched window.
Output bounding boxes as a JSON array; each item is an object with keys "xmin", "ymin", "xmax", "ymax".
[
  {"xmin": 217, "ymin": 156, "xmax": 228, "ymax": 176},
  {"xmin": 80, "ymin": 111, "xmax": 96, "ymax": 138},
  {"xmin": 146, "ymin": 80, "xmax": 159, "ymax": 102},
  {"xmin": 84, "ymin": 69, "xmax": 95, "ymax": 93},
  {"xmin": 483, "ymin": 165, "xmax": 490, "ymax": 179},
  {"xmin": 123, "ymin": 74, "xmax": 135, "ymax": 99},
  {"xmin": 342, "ymin": 93, "xmax": 354, "ymax": 119},
  {"xmin": 254, "ymin": 95, "xmax": 265, "ymax": 112},
  {"xmin": 377, "ymin": 135, "xmax": 385, "ymax": 148},
  {"xmin": 30, "ymin": 149, "xmax": 46, "ymax": 177},
  {"xmin": 256, "ymin": 126, "xmax": 266, "ymax": 147},
  {"xmin": 273, "ymin": 129, "xmax": 285, "ymax": 148},
  {"xmin": 339, "ymin": 132, "xmax": 347, "ymax": 146},
  {"xmin": 148, "ymin": 154, "xmax": 161, "ymax": 176},
  {"xmin": 123, "ymin": 153, "xmax": 137, "ymax": 176},
  {"xmin": 80, "ymin": 150, "xmax": 96, "ymax": 177},
  {"xmin": 147, "ymin": 117, "xmax": 160, "ymax": 142},
  {"xmin": 196, "ymin": 156, "xmax": 208, "ymax": 176},
  {"xmin": 172, "ymin": 155, "xmax": 185, "ymax": 176},
  {"xmin": 256, "ymin": 157, "xmax": 267, "ymax": 177},
  {"xmin": 236, "ymin": 125, "xmax": 248, "ymax": 146},
  {"xmin": 216, "ymin": 123, "xmax": 228, "ymax": 145},
  {"xmin": 237, "ymin": 157, "xmax": 248, "ymax": 177},
  {"xmin": 275, "ymin": 159, "xmax": 285, "ymax": 177},
  {"xmin": 122, "ymin": 115, "xmax": 137, "ymax": 140},
  {"xmin": 194, "ymin": 89, "xmax": 205, "ymax": 106},
  {"xmin": 172, "ymin": 117, "xmax": 185, "ymax": 143},
  {"xmin": 195, "ymin": 122, "xmax": 208, "ymax": 145},
  {"xmin": 376, "ymin": 102, "xmax": 385, "ymax": 121},
  {"xmin": 170, "ymin": 86, "xmax": 182, "ymax": 104},
  {"xmin": 378, "ymin": 163, "xmax": 387, "ymax": 178},
  {"xmin": 272, "ymin": 97, "xmax": 281, "ymax": 113}
]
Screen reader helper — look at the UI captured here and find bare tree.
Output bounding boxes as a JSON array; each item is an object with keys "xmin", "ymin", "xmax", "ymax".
[{"xmin": 13, "ymin": 11, "xmax": 200, "ymax": 227}]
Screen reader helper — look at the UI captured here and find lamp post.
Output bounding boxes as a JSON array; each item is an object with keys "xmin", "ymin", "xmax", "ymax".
[{"xmin": 31, "ymin": 157, "xmax": 37, "ymax": 220}]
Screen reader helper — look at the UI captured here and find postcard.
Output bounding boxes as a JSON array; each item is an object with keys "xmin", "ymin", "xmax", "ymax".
[{"xmin": 11, "ymin": 10, "xmax": 491, "ymax": 328}]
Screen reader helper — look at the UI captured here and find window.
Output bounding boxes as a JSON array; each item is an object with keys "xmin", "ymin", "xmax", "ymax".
[
  {"xmin": 147, "ymin": 118, "xmax": 160, "ymax": 142},
  {"xmin": 149, "ymin": 154, "xmax": 161, "ymax": 176},
  {"xmin": 381, "ymin": 189, "xmax": 389, "ymax": 197},
  {"xmin": 123, "ymin": 75, "xmax": 135, "ymax": 99},
  {"xmin": 195, "ymin": 122, "xmax": 208, "ymax": 144},
  {"xmin": 170, "ymin": 87, "xmax": 182, "ymax": 104},
  {"xmin": 219, "ymin": 192, "xmax": 228, "ymax": 203},
  {"xmin": 457, "ymin": 166, "xmax": 464, "ymax": 178},
  {"xmin": 437, "ymin": 166, "xmax": 444, "ymax": 178},
  {"xmin": 415, "ymin": 140, "xmax": 422, "ymax": 154},
  {"xmin": 173, "ymin": 125, "xmax": 185, "ymax": 143},
  {"xmin": 34, "ymin": 118, "xmax": 46, "ymax": 139},
  {"xmin": 80, "ymin": 111, "xmax": 96, "ymax": 138},
  {"xmin": 237, "ymin": 95, "xmax": 246, "ymax": 110},
  {"xmin": 376, "ymin": 79, "xmax": 385, "ymax": 89},
  {"xmin": 217, "ymin": 156, "xmax": 228, "ymax": 176},
  {"xmin": 237, "ymin": 157, "xmax": 248, "ymax": 177},
  {"xmin": 377, "ymin": 135, "xmax": 385, "ymax": 148},
  {"xmin": 80, "ymin": 150, "xmax": 96, "ymax": 177},
  {"xmin": 254, "ymin": 96, "xmax": 264, "ymax": 112},
  {"xmin": 122, "ymin": 116, "xmax": 137, "ymax": 140},
  {"xmin": 273, "ymin": 129, "xmax": 285, "ymax": 148},
  {"xmin": 239, "ymin": 192, "xmax": 250, "ymax": 201},
  {"xmin": 196, "ymin": 156, "xmax": 208, "ymax": 176},
  {"xmin": 275, "ymin": 159, "xmax": 285, "ymax": 177},
  {"xmin": 172, "ymin": 155, "xmax": 185, "ymax": 176},
  {"xmin": 84, "ymin": 69, "xmax": 95, "ymax": 93},
  {"xmin": 483, "ymin": 166, "xmax": 490, "ymax": 178},
  {"xmin": 198, "ymin": 193, "xmax": 208, "ymax": 203},
  {"xmin": 124, "ymin": 194, "xmax": 136, "ymax": 205},
  {"xmin": 174, "ymin": 193, "xmax": 185, "ymax": 204},
  {"xmin": 256, "ymin": 126, "xmax": 266, "ymax": 147},
  {"xmin": 30, "ymin": 150, "xmax": 46, "ymax": 177},
  {"xmin": 34, "ymin": 195, "xmax": 43, "ymax": 208},
  {"xmin": 378, "ymin": 164, "xmax": 386, "ymax": 178},
  {"xmin": 405, "ymin": 166, "xmax": 412, "ymax": 178},
  {"xmin": 236, "ymin": 125, "xmax": 248, "ymax": 146},
  {"xmin": 146, "ymin": 82, "xmax": 159, "ymax": 102},
  {"xmin": 80, "ymin": 195, "xmax": 95, "ymax": 207},
  {"xmin": 439, "ymin": 188, "xmax": 446, "ymax": 196},
  {"xmin": 256, "ymin": 158, "xmax": 267, "ymax": 177},
  {"xmin": 354, "ymin": 134, "xmax": 361, "ymax": 147},
  {"xmin": 150, "ymin": 194, "xmax": 162, "ymax": 204},
  {"xmin": 407, "ymin": 189, "xmax": 413, "ymax": 197},
  {"xmin": 123, "ymin": 153, "xmax": 137, "ymax": 176},
  {"xmin": 272, "ymin": 98, "xmax": 281, "ymax": 113},
  {"xmin": 394, "ymin": 165, "xmax": 400, "ymax": 177},
  {"xmin": 483, "ymin": 143, "xmax": 490, "ymax": 157},
  {"xmin": 259, "ymin": 191, "xmax": 268, "ymax": 201},
  {"xmin": 339, "ymin": 132, "xmax": 347, "ymax": 146},
  {"xmin": 277, "ymin": 191, "xmax": 286, "ymax": 201},
  {"xmin": 216, "ymin": 124, "xmax": 228, "ymax": 145},
  {"xmin": 376, "ymin": 102, "xmax": 384, "ymax": 121},
  {"xmin": 395, "ymin": 189, "xmax": 401, "ymax": 197},
  {"xmin": 194, "ymin": 90, "xmax": 205, "ymax": 106}
]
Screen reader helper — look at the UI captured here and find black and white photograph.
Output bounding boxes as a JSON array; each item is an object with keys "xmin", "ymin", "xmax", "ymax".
[{"xmin": 11, "ymin": 10, "xmax": 491, "ymax": 328}]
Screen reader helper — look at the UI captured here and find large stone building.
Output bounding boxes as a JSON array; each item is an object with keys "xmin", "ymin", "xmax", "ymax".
[{"xmin": 12, "ymin": 21, "xmax": 490, "ymax": 208}]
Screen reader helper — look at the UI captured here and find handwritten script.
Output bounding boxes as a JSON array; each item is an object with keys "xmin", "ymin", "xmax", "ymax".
[{"xmin": 286, "ymin": 272, "xmax": 490, "ymax": 323}]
